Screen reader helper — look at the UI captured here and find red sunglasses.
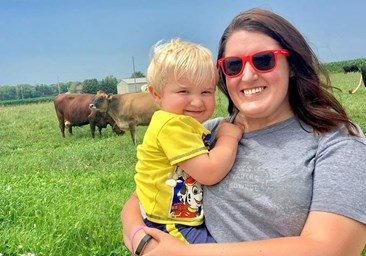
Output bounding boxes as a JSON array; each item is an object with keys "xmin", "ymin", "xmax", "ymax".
[{"xmin": 218, "ymin": 49, "xmax": 290, "ymax": 78}]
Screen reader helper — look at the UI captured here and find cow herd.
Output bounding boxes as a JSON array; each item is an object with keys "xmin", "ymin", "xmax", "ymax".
[{"xmin": 54, "ymin": 91, "xmax": 159, "ymax": 144}]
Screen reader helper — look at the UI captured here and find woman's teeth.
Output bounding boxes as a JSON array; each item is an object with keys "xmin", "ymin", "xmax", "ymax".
[{"xmin": 243, "ymin": 87, "xmax": 264, "ymax": 95}]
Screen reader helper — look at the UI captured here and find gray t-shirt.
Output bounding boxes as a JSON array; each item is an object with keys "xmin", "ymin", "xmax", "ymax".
[{"xmin": 203, "ymin": 117, "xmax": 366, "ymax": 242}]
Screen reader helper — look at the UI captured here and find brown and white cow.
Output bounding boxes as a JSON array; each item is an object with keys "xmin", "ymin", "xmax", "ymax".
[
  {"xmin": 89, "ymin": 90, "xmax": 159, "ymax": 145},
  {"xmin": 54, "ymin": 93, "xmax": 123, "ymax": 138}
]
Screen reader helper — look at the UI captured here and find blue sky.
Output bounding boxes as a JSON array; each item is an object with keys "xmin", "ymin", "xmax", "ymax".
[{"xmin": 1, "ymin": 0, "xmax": 365, "ymax": 86}]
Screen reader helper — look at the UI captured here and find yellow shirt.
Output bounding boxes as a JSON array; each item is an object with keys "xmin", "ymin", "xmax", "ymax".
[{"xmin": 135, "ymin": 110, "xmax": 211, "ymax": 226}]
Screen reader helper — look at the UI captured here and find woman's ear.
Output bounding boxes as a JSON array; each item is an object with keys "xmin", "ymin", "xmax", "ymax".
[{"xmin": 148, "ymin": 85, "xmax": 162, "ymax": 103}]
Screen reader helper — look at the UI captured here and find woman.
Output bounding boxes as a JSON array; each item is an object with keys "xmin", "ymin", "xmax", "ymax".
[{"xmin": 122, "ymin": 8, "xmax": 366, "ymax": 255}]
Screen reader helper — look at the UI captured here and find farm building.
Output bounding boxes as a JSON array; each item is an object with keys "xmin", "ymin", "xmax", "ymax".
[{"xmin": 117, "ymin": 77, "xmax": 147, "ymax": 94}]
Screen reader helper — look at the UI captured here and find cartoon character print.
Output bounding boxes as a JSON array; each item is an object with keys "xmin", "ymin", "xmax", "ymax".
[
  {"xmin": 164, "ymin": 132, "xmax": 210, "ymax": 219},
  {"xmin": 165, "ymin": 167, "xmax": 203, "ymax": 219},
  {"xmin": 202, "ymin": 133, "xmax": 211, "ymax": 148}
]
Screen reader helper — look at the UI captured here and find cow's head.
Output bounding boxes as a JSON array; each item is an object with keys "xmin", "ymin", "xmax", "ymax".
[
  {"xmin": 89, "ymin": 90, "xmax": 112, "ymax": 113},
  {"xmin": 105, "ymin": 114, "xmax": 125, "ymax": 136}
]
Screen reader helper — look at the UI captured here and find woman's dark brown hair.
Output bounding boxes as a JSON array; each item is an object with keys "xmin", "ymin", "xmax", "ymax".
[{"xmin": 217, "ymin": 8, "xmax": 358, "ymax": 135}]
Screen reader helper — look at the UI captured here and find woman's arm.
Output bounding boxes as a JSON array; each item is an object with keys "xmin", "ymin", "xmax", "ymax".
[
  {"xmin": 142, "ymin": 211, "xmax": 366, "ymax": 256},
  {"xmin": 120, "ymin": 192, "xmax": 157, "ymax": 253}
]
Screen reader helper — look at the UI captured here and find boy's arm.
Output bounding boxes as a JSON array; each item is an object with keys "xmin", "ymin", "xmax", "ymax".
[
  {"xmin": 178, "ymin": 120, "xmax": 243, "ymax": 185},
  {"xmin": 121, "ymin": 192, "xmax": 146, "ymax": 251}
]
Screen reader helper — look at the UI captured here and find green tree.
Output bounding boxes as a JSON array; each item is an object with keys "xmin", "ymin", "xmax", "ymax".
[
  {"xmin": 49, "ymin": 82, "xmax": 69, "ymax": 95},
  {"xmin": 59, "ymin": 82, "xmax": 70, "ymax": 94},
  {"xmin": 100, "ymin": 75, "xmax": 118, "ymax": 94},
  {"xmin": 131, "ymin": 71, "xmax": 145, "ymax": 78},
  {"xmin": 82, "ymin": 79, "xmax": 100, "ymax": 94},
  {"xmin": 35, "ymin": 84, "xmax": 53, "ymax": 97},
  {"xmin": 68, "ymin": 82, "xmax": 80, "ymax": 93},
  {"xmin": 0, "ymin": 85, "xmax": 16, "ymax": 100},
  {"xmin": 16, "ymin": 84, "xmax": 35, "ymax": 99}
]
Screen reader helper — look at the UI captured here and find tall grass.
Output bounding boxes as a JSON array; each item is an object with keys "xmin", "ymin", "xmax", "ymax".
[{"xmin": 0, "ymin": 73, "xmax": 365, "ymax": 255}]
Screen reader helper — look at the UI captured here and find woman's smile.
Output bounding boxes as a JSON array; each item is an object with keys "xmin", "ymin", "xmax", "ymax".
[{"xmin": 242, "ymin": 86, "xmax": 265, "ymax": 96}]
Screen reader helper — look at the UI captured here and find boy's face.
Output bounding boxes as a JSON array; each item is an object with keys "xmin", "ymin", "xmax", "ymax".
[{"xmin": 150, "ymin": 75, "xmax": 216, "ymax": 123}]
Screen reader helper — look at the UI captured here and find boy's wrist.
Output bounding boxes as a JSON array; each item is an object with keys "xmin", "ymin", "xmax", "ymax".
[
  {"xmin": 134, "ymin": 234, "xmax": 153, "ymax": 255},
  {"xmin": 217, "ymin": 134, "xmax": 241, "ymax": 142},
  {"xmin": 132, "ymin": 230, "xmax": 147, "ymax": 252},
  {"xmin": 130, "ymin": 226, "xmax": 145, "ymax": 253},
  {"xmin": 142, "ymin": 237, "xmax": 157, "ymax": 254}
]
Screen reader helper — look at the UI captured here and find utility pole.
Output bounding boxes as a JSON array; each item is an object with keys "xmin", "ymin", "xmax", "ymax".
[
  {"xmin": 57, "ymin": 75, "xmax": 60, "ymax": 94},
  {"xmin": 132, "ymin": 56, "xmax": 137, "ymax": 92}
]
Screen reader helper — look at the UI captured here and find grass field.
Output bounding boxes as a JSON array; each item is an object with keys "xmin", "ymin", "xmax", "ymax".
[{"xmin": 0, "ymin": 72, "xmax": 365, "ymax": 256}]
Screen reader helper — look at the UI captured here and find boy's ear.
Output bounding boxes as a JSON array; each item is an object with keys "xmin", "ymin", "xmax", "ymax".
[{"xmin": 148, "ymin": 85, "xmax": 161, "ymax": 102}]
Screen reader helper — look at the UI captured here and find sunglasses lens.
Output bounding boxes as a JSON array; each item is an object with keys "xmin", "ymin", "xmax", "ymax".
[
  {"xmin": 252, "ymin": 52, "xmax": 275, "ymax": 71},
  {"xmin": 223, "ymin": 57, "xmax": 243, "ymax": 76}
]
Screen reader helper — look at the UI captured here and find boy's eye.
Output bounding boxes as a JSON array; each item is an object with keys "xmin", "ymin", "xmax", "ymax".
[
  {"xmin": 178, "ymin": 90, "xmax": 188, "ymax": 94},
  {"xmin": 202, "ymin": 91, "xmax": 212, "ymax": 95}
]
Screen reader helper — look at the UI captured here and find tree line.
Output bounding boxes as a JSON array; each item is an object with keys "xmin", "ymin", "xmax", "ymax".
[{"xmin": 0, "ymin": 72, "xmax": 145, "ymax": 101}]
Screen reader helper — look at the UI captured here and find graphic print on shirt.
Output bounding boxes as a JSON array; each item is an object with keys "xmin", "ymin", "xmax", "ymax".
[
  {"xmin": 202, "ymin": 133, "xmax": 211, "ymax": 148},
  {"xmin": 165, "ymin": 167, "xmax": 203, "ymax": 219},
  {"xmin": 164, "ymin": 132, "xmax": 211, "ymax": 219}
]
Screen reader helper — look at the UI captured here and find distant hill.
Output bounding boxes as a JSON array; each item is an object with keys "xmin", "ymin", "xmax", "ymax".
[{"xmin": 323, "ymin": 58, "xmax": 366, "ymax": 73}]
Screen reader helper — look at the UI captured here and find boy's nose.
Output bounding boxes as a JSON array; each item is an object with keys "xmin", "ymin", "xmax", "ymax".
[{"xmin": 190, "ymin": 96, "xmax": 203, "ymax": 107}]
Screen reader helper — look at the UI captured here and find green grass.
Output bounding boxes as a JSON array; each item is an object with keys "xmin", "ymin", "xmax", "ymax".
[
  {"xmin": 0, "ymin": 103, "xmax": 137, "ymax": 255},
  {"xmin": 331, "ymin": 72, "xmax": 366, "ymax": 130},
  {"xmin": 0, "ymin": 73, "xmax": 365, "ymax": 255}
]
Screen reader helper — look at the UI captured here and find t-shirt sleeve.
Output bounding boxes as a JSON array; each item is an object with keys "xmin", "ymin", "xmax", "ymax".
[
  {"xmin": 203, "ymin": 117, "xmax": 223, "ymax": 148},
  {"xmin": 157, "ymin": 116, "xmax": 210, "ymax": 166},
  {"xmin": 311, "ymin": 134, "xmax": 366, "ymax": 224}
]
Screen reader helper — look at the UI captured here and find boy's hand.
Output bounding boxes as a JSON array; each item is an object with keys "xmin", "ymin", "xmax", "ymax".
[{"xmin": 215, "ymin": 119, "xmax": 244, "ymax": 142}]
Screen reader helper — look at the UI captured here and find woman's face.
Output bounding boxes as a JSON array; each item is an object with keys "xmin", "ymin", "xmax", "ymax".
[{"xmin": 223, "ymin": 30, "xmax": 294, "ymax": 129}]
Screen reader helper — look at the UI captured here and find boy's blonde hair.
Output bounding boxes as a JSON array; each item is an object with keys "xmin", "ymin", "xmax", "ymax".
[{"xmin": 147, "ymin": 38, "xmax": 218, "ymax": 94}]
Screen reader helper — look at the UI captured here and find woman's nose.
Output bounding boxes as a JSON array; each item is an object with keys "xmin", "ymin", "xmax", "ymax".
[{"xmin": 241, "ymin": 61, "xmax": 258, "ymax": 81}]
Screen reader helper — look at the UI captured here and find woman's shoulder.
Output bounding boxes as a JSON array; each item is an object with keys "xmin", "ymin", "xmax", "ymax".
[
  {"xmin": 203, "ymin": 117, "xmax": 224, "ymax": 132},
  {"xmin": 316, "ymin": 124, "xmax": 366, "ymax": 168},
  {"xmin": 318, "ymin": 124, "xmax": 366, "ymax": 147}
]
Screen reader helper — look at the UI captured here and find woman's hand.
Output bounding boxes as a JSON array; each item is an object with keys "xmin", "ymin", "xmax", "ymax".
[{"xmin": 142, "ymin": 227, "xmax": 186, "ymax": 256}]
